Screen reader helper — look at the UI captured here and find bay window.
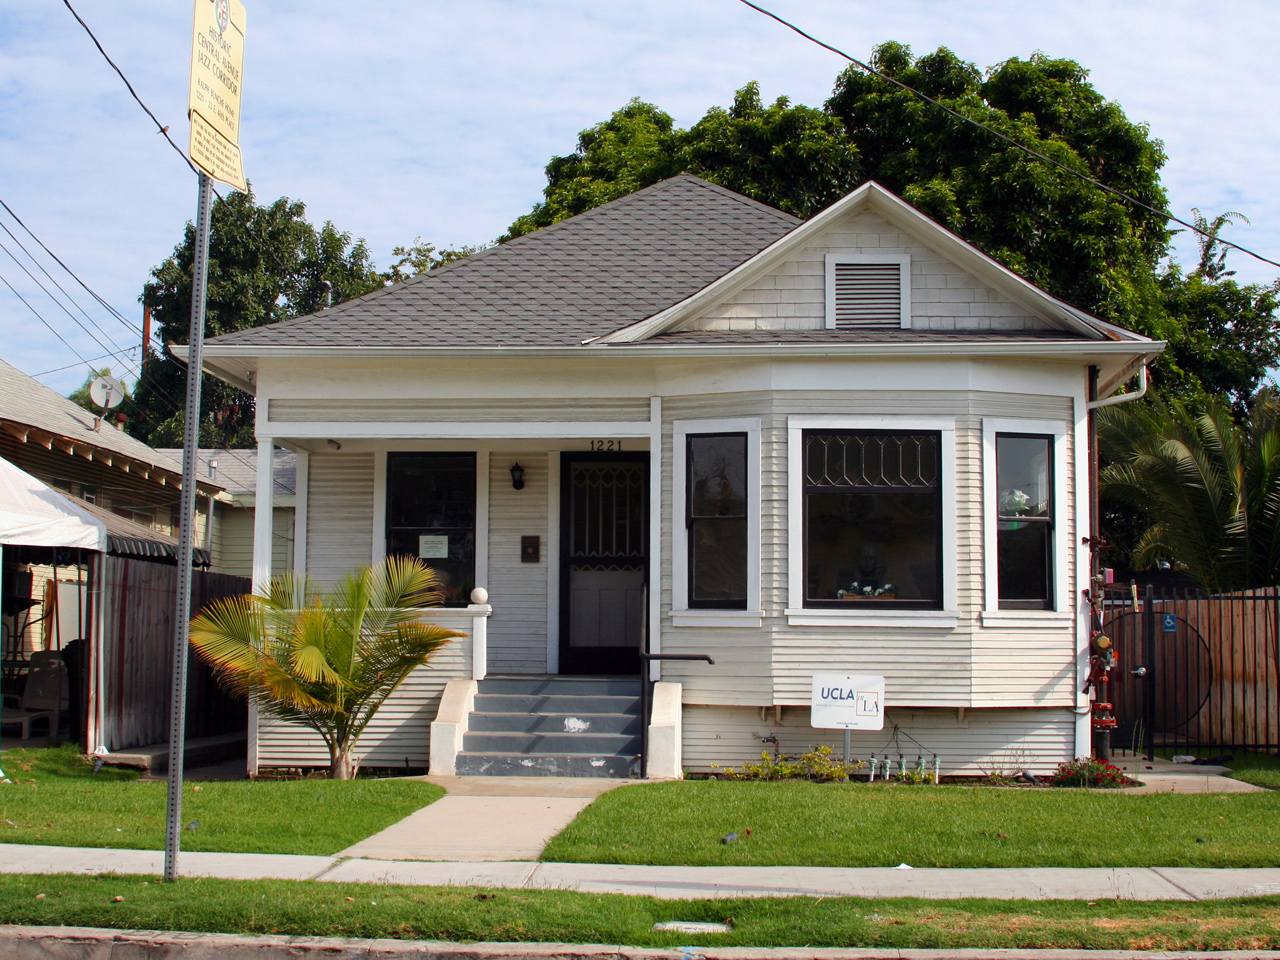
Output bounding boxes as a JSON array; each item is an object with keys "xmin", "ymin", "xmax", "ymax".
[
  {"xmin": 995, "ymin": 434, "xmax": 1054, "ymax": 609},
  {"xmin": 803, "ymin": 430, "xmax": 942, "ymax": 608}
]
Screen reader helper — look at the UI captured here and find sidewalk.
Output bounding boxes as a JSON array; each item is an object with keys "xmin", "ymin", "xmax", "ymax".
[{"xmin": 2, "ymin": 843, "xmax": 1279, "ymax": 901}]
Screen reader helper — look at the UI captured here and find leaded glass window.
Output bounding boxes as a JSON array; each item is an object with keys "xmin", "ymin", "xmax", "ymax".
[{"xmin": 803, "ymin": 430, "xmax": 942, "ymax": 607}]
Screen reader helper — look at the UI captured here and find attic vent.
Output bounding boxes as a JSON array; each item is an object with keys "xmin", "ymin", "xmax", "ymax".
[{"xmin": 824, "ymin": 254, "xmax": 910, "ymax": 330}]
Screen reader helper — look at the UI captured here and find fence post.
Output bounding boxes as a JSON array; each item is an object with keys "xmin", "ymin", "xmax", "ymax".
[{"xmin": 1143, "ymin": 584, "xmax": 1156, "ymax": 761}]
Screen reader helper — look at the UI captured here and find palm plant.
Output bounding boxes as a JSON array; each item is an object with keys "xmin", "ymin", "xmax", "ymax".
[
  {"xmin": 1099, "ymin": 388, "xmax": 1280, "ymax": 592},
  {"xmin": 189, "ymin": 556, "xmax": 463, "ymax": 778}
]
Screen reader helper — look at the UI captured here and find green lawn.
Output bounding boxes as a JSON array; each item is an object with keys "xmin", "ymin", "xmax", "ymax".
[
  {"xmin": 1223, "ymin": 752, "xmax": 1280, "ymax": 791},
  {"xmin": 0, "ymin": 746, "xmax": 443, "ymax": 856},
  {"xmin": 1, "ymin": 873, "xmax": 1278, "ymax": 950},
  {"xmin": 542, "ymin": 780, "xmax": 1280, "ymax": 868}
]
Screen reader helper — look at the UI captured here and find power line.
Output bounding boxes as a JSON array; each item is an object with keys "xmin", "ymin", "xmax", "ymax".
[
  {"xmin": 0, "ymin": 224, "xmax": 132, "ymax": 358},
  {"xmin": 60, "ymin": 0, "xmax": 198, "ymax": 177},
  {"xmin": 736, "ymin": 0, "xmax": 1280, "ymax": 274},
  {"xmin": 34, "ymin": 350, "xmax": 140, "ymax": 379},
  {"xmin": 0, "ymin": 269, "xmax": 95, "ymax": 373},
  {"xmin": 0, "ymin": 196, "xmax": 142, "ymax": 338},
  {"xmin": 0, "ymin": 237, "xmax": 134, "ymax": 366}
]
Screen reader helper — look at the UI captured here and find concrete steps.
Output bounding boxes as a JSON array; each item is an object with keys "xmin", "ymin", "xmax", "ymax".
[{"xmin": 455, "ymin": 676, "xmax": 642, "ymax": 778}]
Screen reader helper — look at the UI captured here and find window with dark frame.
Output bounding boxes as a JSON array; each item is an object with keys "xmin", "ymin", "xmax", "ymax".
[
  {"xmin": 386, "ymin": 452, "xmax": 476, "ymax": 605},
  {"xmin": 995, "ymin": 434, "xmax": 1054, "ymax": 610},
  {"xmin": 686, "ymin": 433, "xmax": 748, "ymax": 609},
  {"xmin": 803, "ymin": 430, "xmax": 942, "ymax": 608}
]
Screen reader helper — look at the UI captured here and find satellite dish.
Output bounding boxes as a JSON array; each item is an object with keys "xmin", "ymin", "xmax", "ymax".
[{"xmin": 88, "ymin": 375, "xmax": 125, "ymax": 410}]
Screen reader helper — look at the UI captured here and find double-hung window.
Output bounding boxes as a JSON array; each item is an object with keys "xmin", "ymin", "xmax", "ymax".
[
  {"xmin": 385, "ymin": 452, "xmax": 476, "ymax": 605},
  {"xmin": 803, "ymin": 430, "xmax": 942, "ymax": 608},
  {"xmin": 994, "ymin": 434, "xmax": 1054, "ymax": 610},
  {"xmin": 686, "ymin": 433, "xmax": 748, "ymax": 609}
]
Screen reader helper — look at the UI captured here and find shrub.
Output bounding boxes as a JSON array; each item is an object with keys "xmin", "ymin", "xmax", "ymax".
[
  {"xmin": 1050, "ymin": 756, "xmax": 1129, "ymax": 788},
  {"xmin": 718, "ymin": 746, "xmax": 866, "ymax": 782}
]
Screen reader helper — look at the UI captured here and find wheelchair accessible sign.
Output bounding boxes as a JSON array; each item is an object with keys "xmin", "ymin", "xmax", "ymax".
[{"xmin": 811, "ymin": 674, "xmax": 885, "ymax": 730}]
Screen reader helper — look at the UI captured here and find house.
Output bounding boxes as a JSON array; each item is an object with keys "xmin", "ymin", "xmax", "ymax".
[
  {"xmin": 157, "ymin": 447, "xmax": 296, "ymax": 579},
  {"xmin": 1, "ymin": 358, "xmax": 222, "ymax": 658},
  {"xmin": 197, "ymin": 175, "xmax": 1163, "ymax": 778}
]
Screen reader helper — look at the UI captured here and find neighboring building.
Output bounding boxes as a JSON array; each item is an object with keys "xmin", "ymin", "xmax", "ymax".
[
  {"xmin": 198, "ymin": 176, "xmax": 1163, "ymax": 778},
  {"xmin": 0, "ymin": 357, "xmax": 222, "ymax": 658},
  {"xmin": 157, "ymin": 447, "xmax": 296, "ymax": 579}
]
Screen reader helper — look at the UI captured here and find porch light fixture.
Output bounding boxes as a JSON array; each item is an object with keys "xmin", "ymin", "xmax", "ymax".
[{"xmin": 509, "ymin": 462, "xmax": 525, "ymax": 490}]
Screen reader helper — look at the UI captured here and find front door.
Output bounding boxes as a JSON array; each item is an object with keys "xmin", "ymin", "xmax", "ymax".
[{"xmin": 559, "ymin": 452, "xmax": 647, "ymax": 675}]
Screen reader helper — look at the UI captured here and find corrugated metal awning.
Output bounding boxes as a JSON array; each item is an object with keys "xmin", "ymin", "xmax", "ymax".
[{"xmin": 77, "ymin": 499, "xmax": 211, "ymax": 567}]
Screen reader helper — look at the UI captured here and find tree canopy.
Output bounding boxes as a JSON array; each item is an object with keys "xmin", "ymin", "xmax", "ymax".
[
  {"xmin": 1099, "ymin": 389, "xmax": 1280, "ymax": 592},
  {"xmin": 131, "ymin": 189, "xmax": 383, "ymax": 448},
  {"xmin": 505, "ymin": 43, "xmax": 1278, "ymax": 413}
]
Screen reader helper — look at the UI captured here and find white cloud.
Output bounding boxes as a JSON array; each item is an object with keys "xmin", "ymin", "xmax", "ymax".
[{"xmin": 1, "ymin": 0, "xmax": 1276, "ymax": 395}]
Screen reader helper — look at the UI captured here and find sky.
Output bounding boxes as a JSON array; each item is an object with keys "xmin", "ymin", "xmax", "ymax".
[{"xmin": 2, "ymin": 0, "xmax": 1278, "ymax": 396}]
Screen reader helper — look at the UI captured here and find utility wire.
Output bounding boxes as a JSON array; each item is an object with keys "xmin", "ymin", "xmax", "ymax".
[
  {"xmin": 0, "ymin": 217, "xmax": 135, "ymax": 353},
  {"xmin": 0, "ymin": 236, "xmax": 133, "ymax": 364},
  {"xmin": 60, "ymin": 0, "xmax": 198, "ymax": 177},
  {"xmin": 0, "ymin": 269, "xmax": 95, "ymax": 373},
  {"xmin": 0, "ymin": 196, "xmax": 142, "ymax": 338},
  {"xmin": 57, "ymin": 0, "xmax": 348, "ymax": 495},
  {"xmin": 34, "ymin": 350, "xmax": 138, "ymax": 379},
  {"xmin": 736, "ymin": 0, "xmax": 1280, "ymax": 273}
]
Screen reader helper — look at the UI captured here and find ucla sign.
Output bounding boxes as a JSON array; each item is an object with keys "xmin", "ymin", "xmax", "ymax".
[{"xmin": 810, "ymin": 674, "xmax": 886, "ymax": 730}]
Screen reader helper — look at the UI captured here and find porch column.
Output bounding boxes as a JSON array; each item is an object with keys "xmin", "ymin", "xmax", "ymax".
[
  {"xmin": 252, "ymin": 439, "xmax": 274, "ymax": 592},
  {"xmin": 648, "ymin": 396, "xmax": 662, "ymax": 682}
]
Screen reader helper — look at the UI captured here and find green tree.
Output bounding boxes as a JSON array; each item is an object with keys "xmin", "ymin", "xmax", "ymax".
[
  {"xmin": 503, "ymin": 45, "xmax": 1280, "ymax": 411},
  {"xmin": 504, "ymin": 84, "xmax": 858, "ymax": 238},
  {"xmin": 189, "ymin": 557, "xmax": 463, "ymax": 779},
  {"xmin": 1099, "ymin": 390, "xmax": 1280, "ymax": 592},
  {"xmin": 131, "ymin": 189, "xmax": 383, "ymax": 448},
  {"xmin": 385, "ymin": 238, "xmax": 493, "ymax": 283},
  {"xmin": 824, "ymin": 44, "xmax": 1168, "ymax": 329}
]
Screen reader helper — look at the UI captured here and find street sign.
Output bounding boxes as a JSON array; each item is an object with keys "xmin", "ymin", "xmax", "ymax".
[
  {"xmin": 1162, "ymin": 613, "xmax": 1178, "ymax": 633},
  {"xmin": 811, "ymin": 674, "xmax": 885, "ymax": 730},
  {"xmin": 188, "ymin": 0, "xmax": 247, "ymax": 191}
]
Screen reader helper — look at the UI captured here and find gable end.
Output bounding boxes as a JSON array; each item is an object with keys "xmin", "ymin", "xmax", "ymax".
[{"xmin": 824, "ymin": 254, "xmax": 910, "ymax": 330}]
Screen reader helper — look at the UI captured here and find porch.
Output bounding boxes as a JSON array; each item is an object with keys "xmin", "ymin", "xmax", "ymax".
[{"xmin": 245, "ymin": 409, "xmax": 686, "ymax": 776}]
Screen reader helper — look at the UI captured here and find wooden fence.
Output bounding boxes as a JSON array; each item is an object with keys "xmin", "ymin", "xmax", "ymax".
[
  {"xmin": 1105, "ymin": 587, "xmax": 1279, "ymax": 752},
  {"xmin": 98, "ymin": 557, "xmax": 250, "ymax": 752}
]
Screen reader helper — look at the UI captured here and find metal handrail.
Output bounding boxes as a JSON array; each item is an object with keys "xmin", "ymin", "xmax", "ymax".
[{"xmin": 638, "ymin": 584, "xmax": 713, "ymax": 778}]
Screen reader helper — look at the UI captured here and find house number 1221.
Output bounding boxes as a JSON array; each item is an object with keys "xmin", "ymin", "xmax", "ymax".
[{"xmin": 590, "ymin": 439, "xmax": 622, "ymax": 451}]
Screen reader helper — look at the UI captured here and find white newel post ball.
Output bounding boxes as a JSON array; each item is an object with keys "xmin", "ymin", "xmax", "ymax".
[{"xmin": 469, "ymin": 587, "xmax": 489, "ymax": 605}]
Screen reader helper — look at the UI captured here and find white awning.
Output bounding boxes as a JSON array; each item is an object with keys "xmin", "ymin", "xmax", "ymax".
[{"xmin": 0, "ymin": 456, "xmax": 107, "ymax": 551}]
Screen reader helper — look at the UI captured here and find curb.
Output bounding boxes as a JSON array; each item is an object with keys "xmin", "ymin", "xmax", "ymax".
[{"xmin": 4, "ymin": 926, "xmax": 1280, "ymax": 960}]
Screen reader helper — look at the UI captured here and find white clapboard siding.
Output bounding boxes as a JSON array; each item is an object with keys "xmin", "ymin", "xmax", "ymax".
[
  {"xmin": 256, "ymin": 612, "xmax": 473, "ymax": 769},
  {"xmin": 657, "ymin": 390, "xmax": 1076, "ymax": 709},
  {"xmin": 269, "ymin": 397, "xmax": 651, "ymax": 423},
  {"xmin": 692, "ymin": 211, "xmax": 1054, "ymax": 333},
  {"xmin": 306, "ymin": 453, "xmax": 374, "ymax": 585},
  {"xmin": 487, "ymin": 451, "xmax": 550, "ymax": 673},
  {"xmin": 658, "ymin": 392, "xmax": 777, "ymax": 704},
  {"xmin": 682, "ymin": 704, "xmax": 1076, "ymax": 776}
]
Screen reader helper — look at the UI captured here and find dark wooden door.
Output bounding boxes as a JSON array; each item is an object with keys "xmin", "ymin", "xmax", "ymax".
[{"xmin": 559, "ymin": 453, "xmax": 647, "ymax": 675}]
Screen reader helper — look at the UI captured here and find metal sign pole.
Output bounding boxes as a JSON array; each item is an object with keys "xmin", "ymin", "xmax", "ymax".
[{"xmin": 164, "ymin": 169, "xmax": 214, "ymax": 883}]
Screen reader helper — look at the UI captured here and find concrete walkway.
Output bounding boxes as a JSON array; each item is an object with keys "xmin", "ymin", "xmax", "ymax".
[
  {"xmin": 1114, "ymin": 757, "xmax": 1265, "ymax": 794},
  {"xmin": 340, "ymin": 776, "xmax": 630, "ymax": 861},
  {"xmin": 3, "ymin": 843, "xmax": 1280, "ymax": 901}
]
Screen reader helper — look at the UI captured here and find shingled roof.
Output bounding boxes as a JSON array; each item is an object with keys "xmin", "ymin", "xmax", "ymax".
[{"xmin": 207, "ymin": 175, "xmax": 800, "ymax": 349}]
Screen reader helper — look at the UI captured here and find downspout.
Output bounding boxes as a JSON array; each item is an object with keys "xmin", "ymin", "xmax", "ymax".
[{"xmin": 1086, "ymin": 365, "xmax": 1147, "ymax": 410}]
